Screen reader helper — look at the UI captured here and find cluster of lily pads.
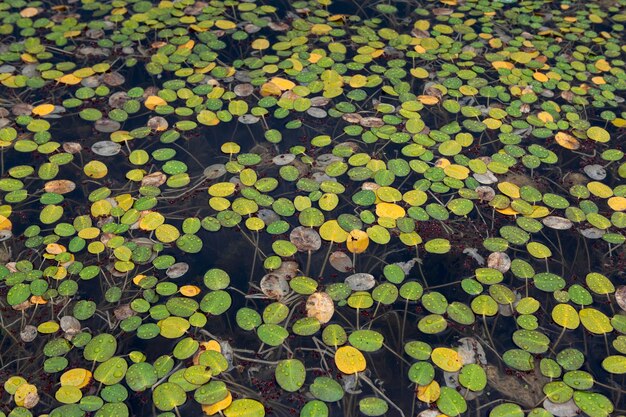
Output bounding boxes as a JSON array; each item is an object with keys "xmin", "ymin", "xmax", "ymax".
[{"xmin": 1, "ymin": 0, "xmax": 626, "ymax": 416}]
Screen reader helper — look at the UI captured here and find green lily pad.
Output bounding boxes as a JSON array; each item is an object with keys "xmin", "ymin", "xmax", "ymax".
[
  {"xmin": 224, "ymin": 399, "xmax": 265, "ymax": 417},
  {"xmin": 275, "ymin": 359, "xmax": 306, "ymax": 392},
  {"xmin": 437, "ymin": 386, "xmax": 467, "ymax": 416},
  {"xmin": 126, "ymin": 363, "xmax": 158, "ymax": 392},
  {"xmin": 573, "ymin": 392, "xmax": 613, "ymax": 417},
  {"xmin": 84, "ymin": 334, "xmax": 117, "ymax": 362},
  {"xmin": 153, "ymin": 383, "xmax": 186, "ymax": 411},
  {"xmin": 94, "ymin": 357, "xmax": 128, "ymax": 385},
  {"xmin": 358, "ymin": 397, "xmax": 389, "ymax": 416},
  {"xmin": 193, "ymin": 381, "xmax": 228, "ymax": 405},
  {"xmin": 310, "ymin": 376, "xmax": 344, "ymax": 402}
]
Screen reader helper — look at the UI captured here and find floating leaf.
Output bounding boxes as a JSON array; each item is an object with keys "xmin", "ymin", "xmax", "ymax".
[
  {"xmin": 359, "ymin": 397, "xmax": 389, "ymax": 416},
  {"xmin": 424, "ymin": 239, "xmax": 451, "ymax": 254},
  {"xmin": 55, "ymin": 385, "xmax": 82, "ymax": 404},
  {"xmin": 431, "ymin": 347, "xmax": 463, "ymax": 372},
  {"xmin": 84, "ymin": 334, "xmax": 117, "ymax": 362},
  {"xmin": 555, "ymin": 132, "xmax": 580, "ymax": 150},
  {"xmin": 437, "ymin": 387, "xmax": 467, "ymax": 416},
  {"xmin": 601, "ymin": 355, "xmax": 626, "ymax": 374},
  {"xmin": 573, "ymin": 392, "xmax": 613, "ymax": 417},
  {"xmin": 158, "ymin": 317, "xmax": 190, "ymax": 339},
  {"xmin": 334, "ymin": 346, "xmax": 366, "ymax": 374},
  {"xmin": 275, "ymin": 359, "xmax": 306, "ymax": 392},
  {"xmin": 153, "ymin": 382, "xmax": 186, "ymax": 411},
  {"xmin": 416, "ymin": 380, "xmax": 440, "ymax": 403},
  {"xmin": 60, "ymin": 368, "xmax": 92, "ymax": 388},
  {"xmin": 126, "ymin": 363, "xmax": 157, "ymax": 392},
  {"xmin": 194, "ymin": 381, "xmax": 228, "ymax": 405},
  {"xmin": 587, "ymin": 126, "xmax": 610, "ymax": 143},
  {"xmin": 94, "ymin": 357, "xmax": 128, "ymax": 385},
  {"xmin": 579, "ymin": 308, "xmax": 613, "ymax": 334},
  {"xmin": 306, "ymin": 292, "xmax": 334, "ymax": 324},
  {"xmin": 552, "ymin": 304, "xmax": 580, "ymax": 330},
  {"xmin": 310, "ymin": 377, "xmax": 344, "ymax": 402},
  {"xmin": 458, "ymin": 364, "xmax": 487, "ymax": 391},
  {"xmin": 224, "ymin": 399, "xmax": 266, "ymax": 417}
]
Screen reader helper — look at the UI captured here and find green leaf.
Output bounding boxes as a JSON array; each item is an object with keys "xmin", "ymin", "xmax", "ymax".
[
  {"xmin": 153, "ymin": 382, "xmax": 186, "ymax": 411},
  {"xmin": 458, "ymin": 364, "xmax": 487, "ymax": 391},
  {"xmin": 602, "ymin": 355, "xmax": 626, "ymax": 374},
  {"xmin": 94, "ymin": 357, "xmax": 128, "ymax": 385},
  {"xmin": 573, "ymin": 392, "xmax": 613, "ymax": 417},
  {"xmin": 424, "ymin": 238, "xmax": 451, "ymax": 254},
  {"xmin": 194, "ymin": 381, "xmax": 228, "ymax": 405},
  {"xmin": 224, "ymin": 399, "xmax": 266, "ymax": 417},
  {"xmin": 126, "ymin": 363, "xmax": 158, "ymax": 392},
  {"xmin": 275, "ymin": 359, "xmax": 306, "ymax": 392},
  {"xmin": 84, "ymin": 334, "xmax": 117, "ymax": 362},
  {"xmin": 437, "ymin": 386, "xmax": 467, "ymax": 416}
]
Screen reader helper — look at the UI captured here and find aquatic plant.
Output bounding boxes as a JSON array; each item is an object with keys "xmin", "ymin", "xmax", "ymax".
[{"xmin": 0, "ymin": 0, "xmax": 625, "ymax": 416}]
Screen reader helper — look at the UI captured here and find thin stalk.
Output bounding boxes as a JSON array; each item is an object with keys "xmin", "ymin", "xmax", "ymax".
[{"xmin": 318, "ymin": 242, "xmax": 334, "ymax": 278}]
